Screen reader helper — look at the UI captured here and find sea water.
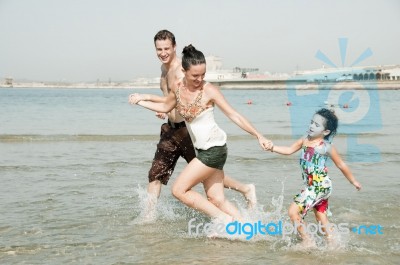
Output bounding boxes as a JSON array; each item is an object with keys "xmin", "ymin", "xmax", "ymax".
[{"xmin": 0, "ymin": 88, "xmax": 399, "ymax": 264}]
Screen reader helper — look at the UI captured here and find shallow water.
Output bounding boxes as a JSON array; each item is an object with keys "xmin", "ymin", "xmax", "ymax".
[{"xmin": 0, "ymin": 88, "xmax": 399, "ymax": 264}]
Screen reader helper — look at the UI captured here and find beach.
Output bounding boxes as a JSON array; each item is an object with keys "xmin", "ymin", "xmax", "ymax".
[{"xmin": 0, "ymin": 87, "xmax": 399, "ymax": 264}]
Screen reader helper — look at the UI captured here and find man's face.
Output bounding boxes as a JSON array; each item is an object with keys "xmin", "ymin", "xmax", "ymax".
[{"xmin": 155, "ymin": 39, "xmax": 176, "ymax": 64}]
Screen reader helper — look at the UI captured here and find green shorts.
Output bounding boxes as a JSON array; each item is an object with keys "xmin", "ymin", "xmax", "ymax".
[{"xmin": 196, "ymin": 144, "xmax": 227, "ymax": 170}]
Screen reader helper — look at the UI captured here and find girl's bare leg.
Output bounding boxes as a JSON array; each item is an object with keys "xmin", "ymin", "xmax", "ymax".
[
  {"xmin": 313, "ymin": 209, "xmax": 330, "ymax": 236},
  {"xmin": 313, "ymin": 209, "xmax": 337, "ymax": 246},
  {"xmin": 288, "ymin": 202, "xmax": 315, "ymax": 246}
]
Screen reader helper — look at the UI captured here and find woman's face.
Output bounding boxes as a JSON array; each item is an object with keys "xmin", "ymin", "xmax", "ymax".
[{"xmin": 184, "ymin": 64, "xmax": 206, "ymax": 88}]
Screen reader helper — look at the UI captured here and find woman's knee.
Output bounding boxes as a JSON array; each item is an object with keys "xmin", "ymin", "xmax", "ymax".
[
  {"xmin": 207, "ymin": 194, "xmax": 225, "ymax": 207},
  {"xmin": 171, "ymin": 183, "xmax": 184, "ymax": 200}
]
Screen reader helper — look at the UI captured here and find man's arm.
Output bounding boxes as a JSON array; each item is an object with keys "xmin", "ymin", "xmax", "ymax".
[{"xmin": 129, "ymin": 90, "xmax": 177, "ymax": 113}]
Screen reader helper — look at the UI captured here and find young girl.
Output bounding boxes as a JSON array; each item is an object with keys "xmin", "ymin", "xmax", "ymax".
[{"xmin": 268, "ymin": 108, "xmax": 361, "ymax": 244}]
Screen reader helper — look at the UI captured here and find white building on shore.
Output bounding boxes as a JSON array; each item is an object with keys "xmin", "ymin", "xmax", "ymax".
[
  {"xmin": 205, "ymin": 56, "xmax": 242, "ymax": 80},
  {"xmin": 293, "ymin": 64, "xmax": 400, "ymax": 82}
]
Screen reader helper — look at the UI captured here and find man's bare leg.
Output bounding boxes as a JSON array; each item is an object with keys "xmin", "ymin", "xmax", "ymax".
[
  {"xmin": 223, "ymin": 175, "xmax": 257, "ymax": 208},
  {"xmin": 142, "ymin": 180, "xmax": 162, "ymax": 221}
]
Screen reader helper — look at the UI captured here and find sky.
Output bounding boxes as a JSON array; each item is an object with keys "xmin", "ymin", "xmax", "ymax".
[{"xmin": 0, "ymin": 0, "xmax": 399, "ymax": 82}]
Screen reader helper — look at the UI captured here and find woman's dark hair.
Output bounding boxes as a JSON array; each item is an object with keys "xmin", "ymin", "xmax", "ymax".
[
  {"xmin": 181, "ymin": 44, "xmax": 206, "ymax": 70},
  {"xmin": 316, "ymin": 108, "xmax": 338, "ymax": 140},
  {"xmin": 154, "ymin": 29, "xmax": 176, "ymax": 46}
]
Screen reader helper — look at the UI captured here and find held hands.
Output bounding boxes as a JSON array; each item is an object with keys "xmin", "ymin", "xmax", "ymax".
[
  {"xmin": 128, "ymin": 94, "xmax": 167, "ymax": 119},
  {"xmin": 128, "ymin": 93, "xmax": 142, "ymax": 105},
  {"xmin": 265, "ymin": 141, "xmax": 274, "ymax": 152},
  {"xmin": 258, "ymin": 136, "xmax": 273, "ymax": 151}
]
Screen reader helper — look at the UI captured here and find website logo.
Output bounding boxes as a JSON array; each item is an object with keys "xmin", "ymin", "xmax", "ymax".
[{"xmin": 188, "ymin": 218, "xmax": 383, "ymax": 240}]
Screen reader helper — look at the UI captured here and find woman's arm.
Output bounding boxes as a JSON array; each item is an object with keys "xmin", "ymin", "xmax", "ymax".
[
  {"xmin": 208, "ymin": 85, "xmax": 270, "ymax": 149},
  {"xmin": 208, "ymin": 84, "xmax": 270, "ymax": 144},
  {"xmin": 270, "ymin": 138, "xmax": 303, "ymax": 155},
  {"xmin": 210, "ymin": 85, "xmax": 262, "ymax": 138},
  {"xmin": 129, "ymin": 91, "xmax": 177, "ymax": 113},
  {"xmin": 329, "ymin": 145, "xmax": 362, "ymax": 190}
]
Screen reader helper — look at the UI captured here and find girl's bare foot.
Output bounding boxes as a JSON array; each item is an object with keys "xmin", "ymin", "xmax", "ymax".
[
  {"xmin": 326, "ymin": 234, "xmax": 342, "ymax": 250},
  {"xmin": 301, "ymin": 237, "xmax": 317, "ymax": 248}
]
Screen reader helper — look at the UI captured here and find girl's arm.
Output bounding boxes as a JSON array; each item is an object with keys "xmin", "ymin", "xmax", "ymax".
[
  {"xmin": 271, "ymin": 138, "xmax": 303, "ymax": 155},
  {"xmin": 329, "ymin": 145, "xmax": 362, "ymax": 190},
  {"xmin": 209, "ymin": 84, "xmax": 270, "ymax": 149},
  {"xmin": 129, "ymin": 91, "xmax": 177, "ymax": 113}
]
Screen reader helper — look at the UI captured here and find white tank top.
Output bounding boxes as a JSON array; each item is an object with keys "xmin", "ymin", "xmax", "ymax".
[{"xmin": 185, "ymin": 107, "xmax": 227, "ymax": 150}]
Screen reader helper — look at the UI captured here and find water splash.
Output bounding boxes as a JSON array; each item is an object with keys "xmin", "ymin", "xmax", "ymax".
[
  {"xmin": 131, "ymin": 185, "xmax": 182, "ymax": 225},
  {"xmin": 131, "ymin": 181, "xmax": 355, "ymax": 252}
]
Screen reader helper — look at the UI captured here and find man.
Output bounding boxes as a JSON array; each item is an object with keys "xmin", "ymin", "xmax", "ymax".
[{"xmin": 141, "ymin": 30, "xmax": 256, "ymax": 220}]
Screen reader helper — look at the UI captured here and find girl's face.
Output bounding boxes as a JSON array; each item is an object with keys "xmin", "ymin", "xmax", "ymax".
[
  {"xmin": 184, "ymin": 63, "xmax": 206, "ymax": 89},
  {"xmin": 307, "ymin": 114, "xmax": 330, "ymax": 139}
]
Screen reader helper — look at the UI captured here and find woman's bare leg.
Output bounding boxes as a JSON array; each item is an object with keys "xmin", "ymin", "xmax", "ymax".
[
  {"xmin": 223, "ymin": 175, "xmax": 257, "ymax": 208},
  {"xmin": 203, "ymin": 170, "xmax": 241, "ymax": 220},
  {"xmin": 171, "ymin": 158, "xmax": 231, "ymax": 220}
]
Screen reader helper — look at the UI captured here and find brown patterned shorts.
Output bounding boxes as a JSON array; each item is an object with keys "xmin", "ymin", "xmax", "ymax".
[{"xmin": 148, "ymin": 121, "xmax": 196, "ymax": 185}]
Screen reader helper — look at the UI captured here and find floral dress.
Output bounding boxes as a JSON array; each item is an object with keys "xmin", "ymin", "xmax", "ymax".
[{"xmin": 294, "ymin": 140, "xmax": 332, "ymax": 218}]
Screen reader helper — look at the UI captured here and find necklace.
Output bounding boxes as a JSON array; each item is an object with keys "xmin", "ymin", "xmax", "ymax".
[
  {"xmin": 176, "ymin": 82, "xmax": 206, "ymax": 122},
  {"xmin": 181, "ymin": 81, "xmax": 204, "ymax": 106}
]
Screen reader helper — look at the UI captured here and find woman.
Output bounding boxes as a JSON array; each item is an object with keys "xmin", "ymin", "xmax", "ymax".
[{"xmin": 129, "ymin": 44, "xmax": 270, "ymax": 222}]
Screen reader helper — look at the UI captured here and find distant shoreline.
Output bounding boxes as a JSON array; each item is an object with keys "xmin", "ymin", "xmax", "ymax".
[
  {"xmin": 213, "ymin": 80, "xmax": 400, "ymax": 90},
  {"xmin": 1, "ymin": 80, "xmax": 399, "ymax": 90}
]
